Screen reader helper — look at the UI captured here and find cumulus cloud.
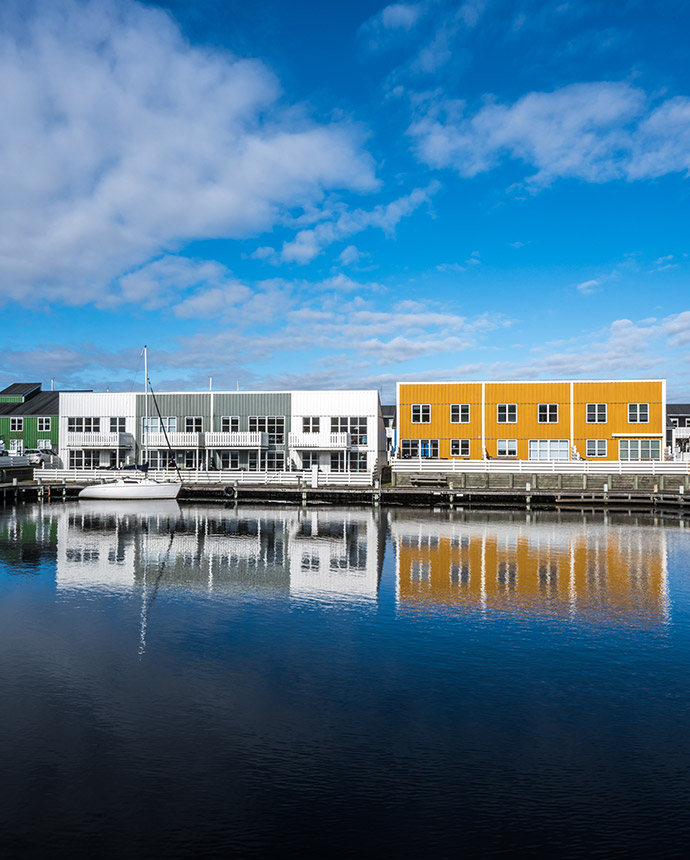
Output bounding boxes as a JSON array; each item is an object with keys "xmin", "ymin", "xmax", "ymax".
[
  {"xmin": 359, "ymin": 3, "xmax": 427, "ymax": 52},
  {"xmin": 408, "ymin": 81, "xmax": 690, "ymax": 187},
  {"xmin": 0, "ymin": 0, "xmax": 377, "ymax": 306}
]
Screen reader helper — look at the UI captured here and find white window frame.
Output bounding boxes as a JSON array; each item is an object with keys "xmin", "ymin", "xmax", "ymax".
[
  {"xmin": 220, "ymin": 416, "xmax": 239, "ymax": 433},
  {"xmin": 303, "ymin": 417, "xmax": 320, "ymax": 433},
  {"xmin": 450, "ymin": 404, "xmax": 470, "ymax": 424},
  {"xmin": 496, "ymin": 439, "xmax": 517, "ymax": 457},
  {"xmin": 450, "ymin": 439, "xmax": 470, "ymax": 457},
  {"xmin": 528, "ymin": 439, "xmax": 569, "ymax": 460},
  {"xmin": 497, "ymin": 404, "xmax": 517, "ymax": 424},
  {"xmin": 537, "ymin": 404, "xmax": 558, "ymax": 423},
  {"xmin": 10, "ymin": 417, "xmax": 23, "ymax": 432},
  {"xmin": 619, "ymin": 439, "xmax": 661, "ymax": 461},
  {"xmin": 586, "ymin": 439, "xmax": 607, "ymax": 457},
  {"xmin": 400, "ymin": 439, "xmax": 439, "ymax": 458},
  {"xmin": 411, "ymin": 404, "xmax": 431, "ymax": 424},
  {"xmin": 109, "ymin": 416, "xmax": 126, "ymax": 433},
  {"xmin": 185, "ymin": 416, "xmax": 203, "ymax": 432},
  {"xmin": 586, "ymin": 403, "xmax": 607, "ymax": 423},
  {"xmin": 628, "ymin": 403, "xmax": 649, "ymax": 424},
  {"xmin": 37, "ymin": 417, "xmax": 51, "ymax": 433}
]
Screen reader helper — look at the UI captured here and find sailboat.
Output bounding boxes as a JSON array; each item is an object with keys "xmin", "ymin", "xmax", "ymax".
[{"xmin": 79, "ymin": 347, "xmax": 182, "ymax": 501}]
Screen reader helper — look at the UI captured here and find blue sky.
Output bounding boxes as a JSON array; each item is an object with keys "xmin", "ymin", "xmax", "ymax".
[{"xmin": 2, "ymin": 0, "xmax": 690, "ymax": 401}]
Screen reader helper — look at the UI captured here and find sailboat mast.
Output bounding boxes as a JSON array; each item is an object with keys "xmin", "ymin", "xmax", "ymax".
[{"xmin": 144, "ymin": 344, "xmax": 149, "ymax": 464}]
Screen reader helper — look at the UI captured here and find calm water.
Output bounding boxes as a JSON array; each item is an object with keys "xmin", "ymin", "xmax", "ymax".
[{"xmin": 1, "ymin": 501, "xmax": 689, "ymax": 859}]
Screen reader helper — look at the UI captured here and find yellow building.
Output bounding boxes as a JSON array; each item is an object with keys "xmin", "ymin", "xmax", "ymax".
[{"xmin": 396, "ymin": 379, "xmax": 665, "ymax": 461}]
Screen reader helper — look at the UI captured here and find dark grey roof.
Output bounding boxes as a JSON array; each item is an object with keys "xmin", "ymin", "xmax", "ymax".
[
  {"xmin": 0, "ymin": 382, "xmax": 41, "ymax": 398},
  {"xmin": 0, "ymin": 391, "xmax": 59, "ymax": 416},
  {"xmin": 667, "ymin": 404, "xmax": 690, "ymax": 416}
]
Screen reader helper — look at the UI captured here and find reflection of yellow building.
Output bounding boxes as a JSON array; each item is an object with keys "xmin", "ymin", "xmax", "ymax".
[
  {"xmin": 393, "ymin": 515, "xmax": 668, "ymax": 624},
  {"xmin": 397, "ymin": 379, "xmax": 665, "ymax": 461}
]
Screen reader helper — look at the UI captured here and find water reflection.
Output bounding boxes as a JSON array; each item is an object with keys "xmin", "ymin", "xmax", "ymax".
[{"xmin": 392, "ymin": 510, "xmax": 670, "ymax": 625}]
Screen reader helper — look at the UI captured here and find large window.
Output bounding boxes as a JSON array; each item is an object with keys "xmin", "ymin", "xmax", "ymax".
[
  {"xmin": 628, "ymin": 403, "xmax": 649, "ymax": 423},
  {"xmin": 303, "ymin": 417, "xmax": 320, "ymax": 433},
  {"xmin": 219, "ymin": 451, "xmax": 239, "ymax": 470},
  {"xmin": 110, "ymin": 417, "xmax": 126, "ymax": 433},
  {"xmin": 185, "ymin": 416, "xmax": 202, "ymax": 432},
  {"xmin": 411, "ymin": 404, "xmax": 431, "ymax": 424},
  {"xmin": 220, "ymin": 416, "xmax": 239, "ymax": 433},
  {"xmin": 330, "ymin": 416, "xmax": 367, "ymax": 444},
  {"xmin": 249, "ymin": 416, "xmax": 285, "ymax": 444},
  {"xmin": 450, "ymin": 404, "xmax": 470, "ymax": 423},
  {"xmin": 37, "ymin": 417, "xmax": 51, "ymax": 433},
  {"xmin": 619, "ymin": 439, "xmax": 661, "ymax": 460},
  {"xmin": 142, "ymin": 416, "xmax": 176, "ymax": 433},
  {"xmin": 586, "ymin": 403, "xmax": 607, "ymax": 423},
  {"xmin": 349, "ymin": 452, "xmax": 368, "ymax": 472},
  {"xmin": 528, "ymin": 439, "xmax": 569, "ymax": 460},
  {"xmin": 450, "ymin": 439, "xmax": 470, "ymax": 457},
  {"xmin": 497, "ymin": 404, "xmax": 517, "ymax": 423},
  {"xmin": 69, "ymin": 450, "xmax": 99, "ymax": 468},
  {"xmin": 538, "ymin": 404, "xmax": 558, "ymax": 423},
  {"xmin": 261, "ymin": 451, "xmax": 285, "ymax": 471},
  {"xmin": 68, "ymin": 417, "xmax": 100, "ymax": 433},
  {"xmin": 331, "ymin": 452, "xmax": 345, "ymax": 472},
  {"xmin": 401, "ymin": 439, "xmax": 439, "ymax": 458},
  {"xmin": 10, "ymin": 417, "xmax": 23, "ymax": 432},
  {"xmin": 149, "ymin": 450, "xmax": 177, "ymax": 469},
  {"xmin": 496, "ymin": 439, "xmax": 517, "ymax": 457},
  {"xmin": 301, "ymin": 451, "xmax": 320, "ymax": 469},
  {"xmin": 586, "ymin": 439, "xmax": 607, "ymax": 457}
]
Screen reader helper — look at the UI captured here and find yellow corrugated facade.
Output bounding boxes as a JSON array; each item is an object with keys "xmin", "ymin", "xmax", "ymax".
[{"xmin": 397, "ymin": 379, "xmax": 665, "ymax": 461}]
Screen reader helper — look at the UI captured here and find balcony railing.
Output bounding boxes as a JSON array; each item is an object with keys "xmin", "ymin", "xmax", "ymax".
[
  {"xmin": 66, "ymin": 432, "xmax": 134, "ymax": 448},
  {"xmin": 204, "ymin": 431, "xmax": 270, "ymax": 448},
  {"xmin": 147, "ymin": 432, "xmax": 202, "ymax": 448},
  {"xmin": 288, "ymin": 432, "xmax": 350, "ymax": 450}
]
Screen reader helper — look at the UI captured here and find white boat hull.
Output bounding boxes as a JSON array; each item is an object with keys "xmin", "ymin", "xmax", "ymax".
[{"xmin": 79, "ymin": 479, "xmax": 181, "ymax": 500}]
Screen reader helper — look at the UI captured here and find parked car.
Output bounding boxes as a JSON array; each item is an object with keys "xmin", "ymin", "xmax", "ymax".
[{"xmin": 26, "ymin": 449, "xmax": 62, "ymax": 467}]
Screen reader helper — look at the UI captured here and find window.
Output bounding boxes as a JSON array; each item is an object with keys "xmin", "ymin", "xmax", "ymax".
[
  {"xmin": 628, "ymin": 403, "xmax": 649, "ymax": 423},
  {"xmin": 496, "ymin": 439, "xmax": 517, "ymax": 457},
  {"xmin": 248, "ymin": 452, "xmax": 258, "ymax": 471},
  {"xmin": 180, "ymin": 450, "xmax": 197, "ymax": 469},
  {"xmin": 528, "ymin": 439, "xmax": 569, "ymax": 460},
  {"xmin": 303, "ymin": 417, "xmax": 320, "ymax": 433},
  {"xmin": 400, "ymin": 439, "xmax": 439, "ymax": 458},
  {"xmin": 9, "ymin": 440, "xmax": 22, "ymax": 454},
  {"xmin": 586, "ymin": 439, "xmax": 607, "ymax": 457},
  {"xmin": 68, "ymin": 417, "xmax": 100, "ymax": 433},
  {"xmin": 586, "ymin": 403, "xmax": 607, "ymax": 423},
  {"xmin": 110, "ymin": 417, "xmax": 126, "ymax": 433},
  {"xmin": 450, "ymin": 404, "xmax": 470, "ymax": 423},
  {"xmin": 497, "ymin": 404, "xmax": 517, "ymax": 423},
  {"xmin": 219, "ymin": 451, "xmax": 239, "ymax": 470},
  {"xmin": 10, "ymin": 417, "xmax": 23, "ymax": 432},
  {"xmin": 261, "ymin": 451, "xmax": 285, "ymax": 471},
  {"xmin": 185, "ymin": 416, "xmax": 202, "ymax": 432},
  {"xmin": 37, "ymin": 417, "xmax": 51, "ymax": 432},
  {"xmin": 450, "ymin": 439, "xmax": 470, "ymax": 457},
  {"xmin": 249, "ymin": 416, "xmax": 285, "ymax": 444},
  {"xmin": 330, "ymin": 416, "xmax": 367, "ymax": 444},
  {"xmin": 538, "ymin": 404, "xmax": 558, "ymax": 423},
  {"xmin": 670, "ymin": 418, "xmax": 679, "ymax": 427},
  {"xmin": 301, "ymin": 452, "xmax": 319, "ymax": 469},
  {"xmin": 221, "ymin": 416, "xmax": 239, "ymax": 433},
  {"xmin": 69, "ymin": 450, "xmax": 98, "ymax": 468},
  {"xmin": 331, "ymin": 452, "xmax": 345, "ymax": 472},
  {"xmin": 619, "ymin": 439, "xmax": 661, "ymax": 460},
  {"xmin": 349, "ymin": 452, "xmax": 367, "ymax": 472},
  {"xmin": 37, "ymin": 439, "xmax": 52, "ymax": 449},
  {"xmin": 142, "ymin": 416, "xmax": 176, "ymax": 434},
  {"xmin": 411, "ymin": 404, "xmax": 431, "ymax": 423}
]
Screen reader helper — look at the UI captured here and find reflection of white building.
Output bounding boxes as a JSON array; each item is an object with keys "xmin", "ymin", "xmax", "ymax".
[{"xmin": 54, "ymin": 503, "xmax": 382, "ymax": 604}]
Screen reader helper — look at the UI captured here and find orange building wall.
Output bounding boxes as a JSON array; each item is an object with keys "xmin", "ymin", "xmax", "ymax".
[{"xmin": 397, "ymin": 379, "xmax": 664, "ymax": 461}]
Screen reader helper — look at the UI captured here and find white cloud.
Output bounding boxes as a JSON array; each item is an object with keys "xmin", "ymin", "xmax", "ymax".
[
  {"xmin": 359, "ymin": 3, "xmax": 427, "ymax": 52},
  {"xmin": 0, "ymin": 0, "xmax": 377, "ymax": 306},
  {"xmin": 281, "ymin": 181, "xmax": 440, "ymax": 263},
  {"xmin": 338, "ymin": 245, "xmax": 364, "ymax": 266},
  {"xmin": 408, "ymin": 81, "xmax": 690, "ymax": 187},
  {"xmin": 576, "ymin": 279, "xmax": 599, "ymax": 295}
]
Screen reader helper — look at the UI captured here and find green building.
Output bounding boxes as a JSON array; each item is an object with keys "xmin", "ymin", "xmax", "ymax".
[{"xmin": 0, "ymin": 383, "xmax": 61, "ymax": 454}]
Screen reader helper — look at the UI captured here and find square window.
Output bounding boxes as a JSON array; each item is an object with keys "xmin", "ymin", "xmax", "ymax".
[
  {"xmin": 497, "ymin": 439, "xmax": 517, "ymax": 457},
  {"xmin": 185, "ymin": 416, "xmax": 202, "ymax": 432},
  {"xmin": 586, "ymin": 439, "xmax": 607, "ymax": 457},
  {"xmin": 303, "ymin": 417, "xmax": 320, "ymax": 433},
  {"xmin": 586, "ymin": 403, "xmax": 607, "ymax": 423},
  {"xmin": 10, "ymin": 417, "xmax": 23, "ymax": 432},
  {"xmin": 37, "ymin": 417, "xmax": 51, "ymax": 432},
  {"xmin": 628, "ymin": 403, "xmax": 649, "ymax": 423},
  {"xmin": 538, "ymin": 404, "xmax": 558, "ymax": 423},
  {"xmin": 411, "ymin": 404, "xmax": 431, "ymax": 423},
  {"xmin": 450, "ymin": 404, "xmax": 470, "ymax": 423},
  {"xmin": 109, "ymin": 417, "xmax": 126, "ymax": 433},
  {"xmin": 450, "ymin": 439, "xmax": 470, "ymax": 456},
  {"xmin": 497, "ymin": 404, "xmax": 517, "ymax": 423},
  {"xmin": 221, "ymin": 416, "xmax": 239, "ymax": 433}
]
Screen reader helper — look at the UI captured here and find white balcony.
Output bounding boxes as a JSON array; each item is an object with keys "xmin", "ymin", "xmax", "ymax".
[
  {"xmin": 66, "ymin": 432, "xmax": 134, "ymax": 449},
  {"xmin": 204, "ymin": 431, "xmax": 269, "ymax": 448},
  {"xmin": 147, "ymin": 432, "xmax": 202, "ymax": 448},
  {"xmin": 288, "ymin": 431, "xmax": 350, "ymax": 450},
  {"xmin": 673, "ymin": 427, "xmax": 690, "ymax": 439}
]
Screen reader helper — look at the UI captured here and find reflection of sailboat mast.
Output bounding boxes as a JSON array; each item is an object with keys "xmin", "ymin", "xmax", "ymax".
[{"xmin": 138, "ymin": 525, "xmax": 178, "ymax": 658}]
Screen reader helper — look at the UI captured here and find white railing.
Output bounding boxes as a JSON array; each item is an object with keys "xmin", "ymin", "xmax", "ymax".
[
  {"xmin": 673, "ymin": 427, "xmax": 690, "ymax": 440},
  {"xmin": 392, "ymin": 458, "xmax": 690, "ymax": 475},
  {"xmin": 66, "ymin": 432, "xmax": 134, "ymax": 448},
  {"xmin": 288, "ymin": 432, "xmax": 350, "ymax": 449},
  {"xmin": 147, "ymin": 432, "xmax": 201, "ymax": 447},
  {"xmin": 204, "ymin": 431, "xmax": 269, "ymax": 448},
  {"xmin": 1, "ymin": 455, "xmax": 30, "ymax": 467},
  {"xmin": 35, "ymin": 468, "xmax": 376, "ymax": 487}
]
